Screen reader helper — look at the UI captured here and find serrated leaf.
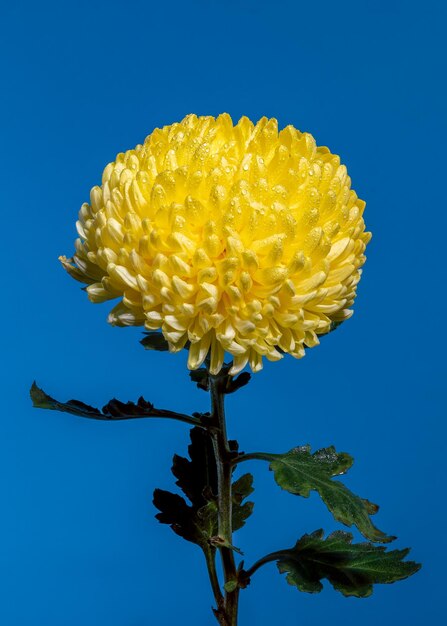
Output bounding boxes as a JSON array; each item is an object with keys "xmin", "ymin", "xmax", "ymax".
[
  {"xmin": 232, "ymin": 473, "xmax": 255, "ymax": 531},
  {"xmin": 276, "ymin": 530, "xmax": 420, "ymax": 597},
  {"xmin": 30, "ymin": 381, "xmax": 198, "ymax": 424},
  {"xmin": 153, "ymin": 489, "xmax": 217, "ymax": 547},
  {"xmin": 140, "ymin": 332, "xmax": 170, "ymax": 351},
  {"xmin": 154, "ymin": 428, "xmax": 254, "ymax": 546},
  {"xmin": 31, "ymin": 382, "xmax": 103, "ymax": 417},
  {"xmin": 154, "ymin": 428, "xmax": 219, "ymax": 547},
  {"xmin": 172, "ymin": 427, "xmax": 218, "ymax": 508},
  {"xmin": 264, "ymin": 446, "xmax": 392, "ymax": 543}
]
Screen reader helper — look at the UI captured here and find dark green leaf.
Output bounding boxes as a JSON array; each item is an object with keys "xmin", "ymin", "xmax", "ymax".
[
  {"xmin": 153, "ymin": 489, "xmax": 217, "ymax": 547},
  {"xmin": 154, "ymin": 427, "xmax": 219, "ymax": 548},
  {"xmin": 189, "ymin": 368, "xmax": 210, "ymax": 391},
  {"xmin": 140, "ymin": 332, "xmax": 170, "ymax": 351},
  {"xmin": 276, "ymin": 529, "xmax": 420, "ymax": 597},
  {"xmin": 30, "ymin": 381, "xmax": 199, "ymax": 424},
  {"xmin": 152, "ymin": 490, "xmax": 194, "ymax": 540},
  {"xmin": 263, "ymin": 446, "xmax": 392, "ymax": 543},
  {"xmin": 232, "ymin": 473, "xmax": 255, "ymax": 531},
  {"xmin": 31, "ymin": 381, "xmax": 103, "ymax": 418},
  {"xmin": 225, "ymin": 372, "xmax": 251, "ymax": 394},
  {"xmin": 172, "ymin": 427, "xmax": 218, "ymax": 508},
  {"xmin": 154, "ymin": 428, "xmax": 254, "ymax": 547}
]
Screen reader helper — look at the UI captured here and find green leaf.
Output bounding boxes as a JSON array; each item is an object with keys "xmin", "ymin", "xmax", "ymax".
[
  {"xmin": 154, "ymin": 427, "xmax": 219, "ymax": 548},
  {"xmin": 261, "ymin": 445, "xmax": 392, "ymax": 543},
  {"xmin": 232, "ymin": 473, "xmax": 255, "ymax": 531},
  {"xmin": 140, "ymin": 331, "xmax": 170, "ymax": 351},
  {"xmin": 275, "ymin": 529, "xmax": 421, "ymax": 597},
  {"xmin": 154, "ymin": 428, "xmax": 254, "ymax": 547},
  {"xmin": 153, "ymin": 489, "xmax": 217, "ymax": 547},
  {"xmin": 30, "ymin": 381, "xmax": 199, "ymax": 424},
  {"xmin": 172, "ymin": 427, "xmax": 218, "ymax": 509},
  {"xmin": 152, "ymin": 490, "xmax": 194, "ymax": 540}
]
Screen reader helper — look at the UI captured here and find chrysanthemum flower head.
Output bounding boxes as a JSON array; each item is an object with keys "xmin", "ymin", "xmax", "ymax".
[{"xmin": 60, "ymin": 114, "xmax": 371, "ymax": 375}]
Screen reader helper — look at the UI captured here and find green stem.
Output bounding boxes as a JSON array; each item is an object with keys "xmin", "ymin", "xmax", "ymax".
[
  {"xmin": 209, "ymin": 373, "xmax": 240, "ymax": 626},
  {"xmin": 204, "ymin": 547, "xmax": 224, "ymax": 612},
  {"xmin": 231, "ymin": 451, "xmax": 276, "ymax": 465},
  {"xmin": 242, "ymin": 550, "xmax": 286, "ymax": 580}
]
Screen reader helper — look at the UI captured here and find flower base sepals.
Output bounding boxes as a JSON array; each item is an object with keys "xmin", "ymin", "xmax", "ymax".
[
  {"xmin": 241, "ymin": 529, "xmax": 421, "ymax": 598},
  {"xmin": 190, "ymin": 363, "xmax": 251, "ymax": 395},
  {"xmin": 235, "ymin": 445, "xmax": 394, "ymax": 543},
  {"xmin": 30, "ymin": 382, "xmax": 200, "ymax": 425}
]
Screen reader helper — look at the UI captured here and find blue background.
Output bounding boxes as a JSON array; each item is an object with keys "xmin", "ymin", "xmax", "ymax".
[{"xmin": 1, "ymin": 1, "xmax": 445, "ymax": 624}]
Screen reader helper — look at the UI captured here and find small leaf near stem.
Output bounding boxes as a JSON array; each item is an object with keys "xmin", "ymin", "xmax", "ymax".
[
  {"xmin": 224, "ymin": 580, "xmax": 239, "ymax": 593},
  {"xmin": 234, "ymin": 447, "xmax": 392, "ymax": 543},
  {"xmin": 153, "ymin": 427, "xmax": 253, "ymax": 547},
  {"xmin": 241, "ymin": 530, "xmax": 420, "ymax": 598},
  {"xmin": 153, "ymin": 427, "xmax": 224, "ymax": 615},
  {"xmin": 232, "ymin": 473, "xmax": 254, "ymax": 531},
  {"xmin": 153, "ymin": 421, "xmax": 253, "ymax": 625}
]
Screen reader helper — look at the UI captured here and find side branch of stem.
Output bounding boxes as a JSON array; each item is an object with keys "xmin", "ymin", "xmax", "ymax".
[
  {"xmin": 231, "ymin": 451, "xmax": 277, "ymax": 465},
  {"xmin": 204, "ymin": 548, "xmax": 224, "ymax": 610},
  {"xmin": 242, "ymin": 551, "xmax": 287, "ymax": 580}
]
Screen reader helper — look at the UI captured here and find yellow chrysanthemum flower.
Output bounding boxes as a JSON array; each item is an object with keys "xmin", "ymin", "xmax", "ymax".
[{"xmin": 60, "ymin": 114, "xmax": 371, "ymax": 375}]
